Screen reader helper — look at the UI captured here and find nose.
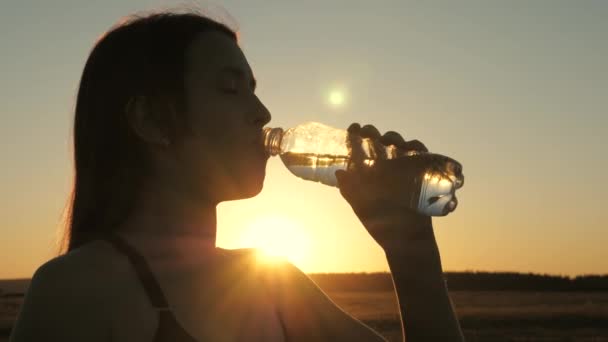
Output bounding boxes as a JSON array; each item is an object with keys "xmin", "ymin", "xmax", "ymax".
[{"xmin": 250, "ymin": 95, "xmax": 272, "ymax": 127}]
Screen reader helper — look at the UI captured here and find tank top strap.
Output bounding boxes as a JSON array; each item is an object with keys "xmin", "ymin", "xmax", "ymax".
[{"xmin": 101, "ymin": 233, "xmax": 170, "ymax": 310}]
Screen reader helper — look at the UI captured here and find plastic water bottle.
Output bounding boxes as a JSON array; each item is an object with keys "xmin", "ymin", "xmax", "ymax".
[{"xmin": 263, "ymin": 122, "xmax": 464, "ymax": 216}]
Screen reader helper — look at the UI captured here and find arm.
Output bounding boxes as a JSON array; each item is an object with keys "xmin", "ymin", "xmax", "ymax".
[
  {"xmin": 335, "ymin": 123, "xmax": 464, "ymax": 342},
  {"xmin": 386, "ymin": 230, "xmax": 463, "ymax": 341},
  {"xmin": 9, "ymin": 258, "xmax": 110, "ymax": 342}
]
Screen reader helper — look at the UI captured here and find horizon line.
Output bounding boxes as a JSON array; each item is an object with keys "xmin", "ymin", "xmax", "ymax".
[{"xmin": 2, "ymin": 270, "xmax": 608, "ymax": 282}]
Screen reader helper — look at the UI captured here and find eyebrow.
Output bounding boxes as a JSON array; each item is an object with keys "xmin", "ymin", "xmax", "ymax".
[{"xmin": 220, "ymin": 66, "xmax": 257, "ymax": 90}]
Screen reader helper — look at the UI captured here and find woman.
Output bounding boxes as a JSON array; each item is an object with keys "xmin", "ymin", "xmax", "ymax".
[{"xmin": 10, "ymin": 10, "xmax": 464, "ymax": 342}]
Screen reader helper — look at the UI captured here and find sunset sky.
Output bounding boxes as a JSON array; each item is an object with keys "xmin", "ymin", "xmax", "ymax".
[{"xmin": 1, "ymin": 0, "xmax": 606, "ymax": 279}]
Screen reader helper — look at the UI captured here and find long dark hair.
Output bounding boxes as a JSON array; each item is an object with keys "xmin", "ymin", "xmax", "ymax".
[{"xmin": 62, "ymin": 11, "xmax": 237, "ymax": 252}]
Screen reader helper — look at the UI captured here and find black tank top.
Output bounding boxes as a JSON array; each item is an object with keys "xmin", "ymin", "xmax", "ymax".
[{"xmin": 102, "ymin": 234, "xmax": 197, "ymax": 342}]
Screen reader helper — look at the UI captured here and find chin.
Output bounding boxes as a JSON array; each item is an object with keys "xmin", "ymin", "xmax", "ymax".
[
  {"xmin": 220, "ymin": 171, "xmax": 266, "ymax": 201},
  {"xmin": 239, "ymin": 184, "xmax": 264, "ymax": 199}
]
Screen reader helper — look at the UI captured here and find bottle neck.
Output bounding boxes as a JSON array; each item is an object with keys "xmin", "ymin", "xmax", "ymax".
[{"xmin": 263, "ymin": 127, "xmax": 284, "ymax": 156}]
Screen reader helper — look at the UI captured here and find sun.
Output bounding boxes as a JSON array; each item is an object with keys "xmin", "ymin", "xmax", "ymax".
[
  {"xmin": 238, "ymin": 215, "xmax": 310, "ymax": 266},
  {"xmin": 328, "ymin": 89, "xmax": 346, "ymax": 107}
]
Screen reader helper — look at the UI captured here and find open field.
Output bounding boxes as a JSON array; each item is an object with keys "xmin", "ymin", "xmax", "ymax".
[
  {"xmin": 327, "ymin": 290, "xmax": 608, "ymax": 341},
  {"xmin": 0, "ymin": 295, "xmax": 21, "ymax": 342},
  {"xmin": 2, "ymin": 282, "xmax": 608, "ymax": 341}
]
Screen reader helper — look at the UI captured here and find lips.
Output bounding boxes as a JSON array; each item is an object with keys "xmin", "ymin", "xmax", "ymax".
[
  {"xmin": 252, "ymin": 130, "xmax": 268, "ymax": 159},
  {"xmin": 247, "ymin": 142, "xmax": 268, "ymax": 161},
  {"xmin": 256, "ymin": 146, "xmax": 269, "ymax": 160},
  {"xmin": 252, "ymin": 130, "xmax": 265, "ymax": 145}
]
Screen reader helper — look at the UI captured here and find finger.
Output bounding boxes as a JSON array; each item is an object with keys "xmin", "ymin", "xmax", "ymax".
[
  {"xmin": 335, "ymin": 169, "xmax": 355, "ymax": 192},
  {"xmin": 335, "ymin": 169, "xmax": 353, "ymax": 203},
  {"xmin": 347, "ymin": 123, "xmax": 365, "ymax": 169},
  {"xmin": 360, "ymin": 124, "xmax": 381, "ymax": 139},
  {"xmin": 403, "ymin": 139, "xmax": 429, "ymax": 153},
  {"xmin": 447, "ymin": 196, "xmax": 458, "ymax": 213},
  {"xmin": 380, "ymin": 131, "xmax": 407, "ymax": 149},
  {"xmin": 335, "ymin": 169, "xmax": 363, "ymax": 207},
  {"xmin": 347, "ymin": 122, "xmax": 361, "ymax": 135},
  {"xmin": 380, "ymin": 131, "xmax": 407, "ymax": 158},
  {"xmin": 335, "ymin": 169, "xmax": 349, "ymax": 190},
  {"xmin": 360, "ymin": 125, "xmax": 386, "ymax": 160}
]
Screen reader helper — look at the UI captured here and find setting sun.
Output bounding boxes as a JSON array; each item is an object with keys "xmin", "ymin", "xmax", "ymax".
[
  {"xmin": 328, "ymin": 89, "xmax": 346, "ymax": 107},
  {"xmin": 238, "ymin": 215, "xmax": 311, "ymax": 266}
]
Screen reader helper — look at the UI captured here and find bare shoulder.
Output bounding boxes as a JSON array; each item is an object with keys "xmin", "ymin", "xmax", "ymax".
[
  {"xmin": 9, "ymin": 240, "xmax": 132, "ymax": 342},
  {"xmin": 261, "ymin": 258, "xmax": 387, "ymax": 342},
  {"xmin": 31, "ymin": 239, "xmax": 132, "ymax": 295}
]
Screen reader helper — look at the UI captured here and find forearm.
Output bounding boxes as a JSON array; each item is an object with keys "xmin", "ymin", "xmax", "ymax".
[{"xmin": 386, "ymin": 236, "xmax": 464, "ymax": 342}]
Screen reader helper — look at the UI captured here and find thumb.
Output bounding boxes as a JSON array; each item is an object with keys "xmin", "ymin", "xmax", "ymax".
[
  {"xmin": 335, "ymin": 170, "xmax": 351, "ymax": 190},
  {"xmin": 335, "ymin": 169, "xmax": 348, "ymax": 187},
  {"xmin": 335, "ymin": 169, "xmax": 357, "ymax": 200}
]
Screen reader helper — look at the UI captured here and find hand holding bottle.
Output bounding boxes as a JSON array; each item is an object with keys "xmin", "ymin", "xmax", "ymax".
[{"xmin": 335, "ymin": 123, "xmax": 438, "ymax": 251}]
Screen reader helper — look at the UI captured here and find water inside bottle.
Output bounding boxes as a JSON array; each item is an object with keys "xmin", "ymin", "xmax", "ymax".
[
  {"xmin": 280, "ymin": 151, "xmax": 463, "ymax": 214},
  {"xmin": 280, "ymin": 152, "xmax": 349, "ymax": 186}
]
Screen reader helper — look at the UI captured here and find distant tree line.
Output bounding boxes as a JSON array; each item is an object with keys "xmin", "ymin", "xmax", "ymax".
[
  {"xmin": 3, "ymin": 272, "xmax": 608, "ymax": 294},
  {"xmin": 308, "ymin": 272, "xmax": 608, "ymax": 292}
]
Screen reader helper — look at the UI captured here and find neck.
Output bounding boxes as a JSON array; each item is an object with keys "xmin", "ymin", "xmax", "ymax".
[{"xmin": 118, "ymin": 175, "xmax": 219, "ymax": 265}]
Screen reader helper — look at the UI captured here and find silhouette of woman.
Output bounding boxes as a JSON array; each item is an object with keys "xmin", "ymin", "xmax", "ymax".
[{"xmin": 9, "ymin": 10, "xmax": 463, "ymax": 342}]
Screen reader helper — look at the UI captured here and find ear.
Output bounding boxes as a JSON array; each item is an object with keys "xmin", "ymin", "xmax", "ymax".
[{"xmin": 125, "ymin": 96, "xmax": 170, "ymax": 147}]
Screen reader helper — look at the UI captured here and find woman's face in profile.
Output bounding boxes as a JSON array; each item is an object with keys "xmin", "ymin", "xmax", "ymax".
[{"xmin": 175, "ymin": 30, "xmax": 271, "ymax": 203}]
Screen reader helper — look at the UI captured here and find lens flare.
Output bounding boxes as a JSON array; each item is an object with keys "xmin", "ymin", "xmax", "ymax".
[{"xmin": 238, "ymin": 215, "xmax": 310, "ymax": 266}]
